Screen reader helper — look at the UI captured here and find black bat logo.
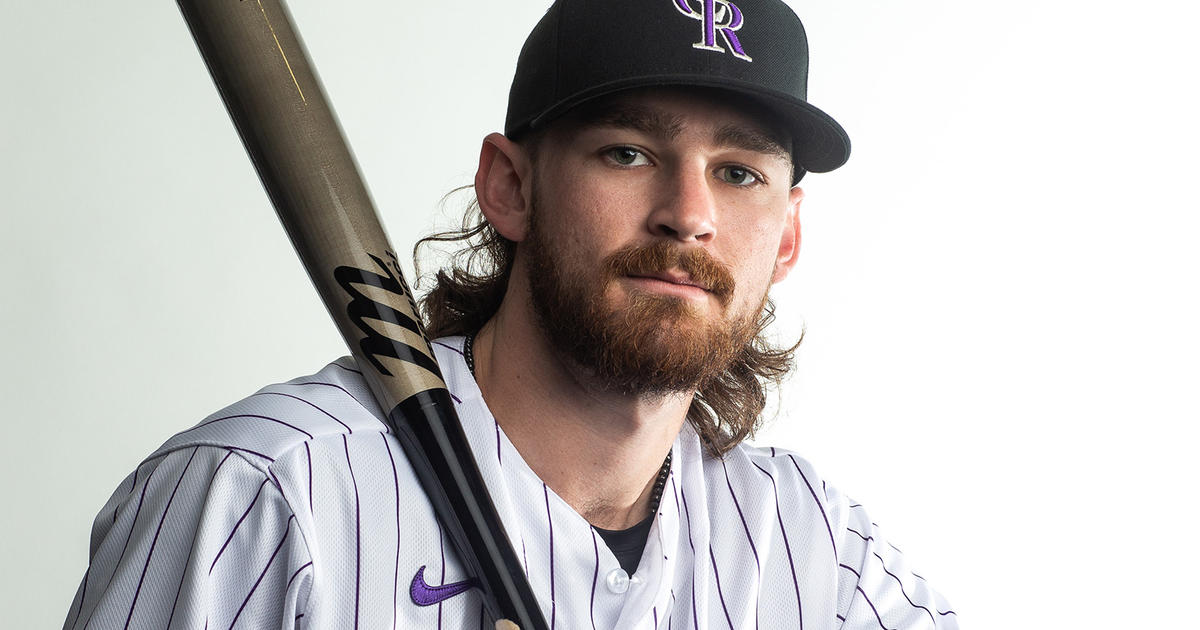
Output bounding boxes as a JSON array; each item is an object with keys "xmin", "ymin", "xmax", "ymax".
[{"xmin": 333, "ymin": 254, "xmax": 440, "ymax": 379}]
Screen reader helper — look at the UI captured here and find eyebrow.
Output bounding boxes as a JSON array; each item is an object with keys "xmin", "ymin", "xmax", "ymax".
[
  {"xmin": 713, "ymin": 124, "xmax": 790, "ymax": 162},
  {"xmin": 579, "ymin": 105, "xmax": 686, "ymax": 140},
  {"xmin": 575, "ymin": 104, "xmax": 790, "ymax": 161}
]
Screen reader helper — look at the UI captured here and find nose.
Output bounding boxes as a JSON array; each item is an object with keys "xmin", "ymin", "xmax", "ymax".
[{"xmin": 646, "ymin": 165, "xmax": 717, "ymax": 243}]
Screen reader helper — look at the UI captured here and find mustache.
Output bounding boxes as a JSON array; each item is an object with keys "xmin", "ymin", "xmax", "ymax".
[{"xmin": 603, "ymin": 241, "xmax": 736, "ymax": 305}]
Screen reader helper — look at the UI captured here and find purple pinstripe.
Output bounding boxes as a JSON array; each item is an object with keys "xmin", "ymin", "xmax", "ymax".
[
  {"xmin": 185, "ymin": 413, "xmax": 314, "ymax": 440},
  {"xmin": 286, "ymin": 561, "xmax": 313, "ymax": 589},
  {"xmin": 269, "ymin": 469, "xmax": 285, "ymax": 494},
  {"xmin": 330, "ymin": 362, "xmax": 363, "ymax": 375},
  {"xmin": 670, "ymin": 472, "xmax": 680, "ymax": 514},
  {"xmin": 210, "ymin": 479, "xmax": 270, "ymax": 574},
  {"xmin": 847, "ymin": 527, "xmax": 874, "ymax": 543},
  {"xmin": 589, "ymin": 530, "xmax": 599, "ymax": 630},
  {"xmin": 751, "ymin": 462, "xmax": 803, "ymax": 627},
  {"xmin": 787, "ymin": 455, "xmax": 836, "ymax": 557},
  {"xmin": 707, "ymin": 546, "xmax": 734, "ymax": 630},
  {"xmin": 438, "ymin": 520, "xmax": 446, "ymax": 629},
  {"xmin": 543, "ymin": 483, "xmax": 556, "ymax": 629},
  {"xmin": 382, "ymin": 434, "xmax": 401, "ymax": 630},
  {"xmin": 67, "ymin": 567, "xmax": 89, "ymax": 630},
  {"xmin": 118, "ymin": 462, "xmax": 160, "ymax": 561},
  {"xmin": 288, "ymin": 381, "xmax": 368, "ymax": 419},
  {"xmin": 303, "ymin": 442, "xmax": 313, "ymax": 513},
  {"xmin": 225, "ymin": 446, "xmax": 275, "ymax": 462},
  {"xmin": 254, "ymin": 391, "xmax": 352, "ymax": 433},
  {"xmin": 679, "ymin": 486, "xmax": 699, "ymax": 627},
  {"xmin": 125, "ymin": 447, "xmax": 200, "ymax": 628},
  {"xmin": 115, "ymin": 464, "xmax": 141, "ymax": 525},
  {"xmin": 432, "ymin": 341, "xmax": 465, "ymax": 357},
  {"xmin": 870, "ymin": 550, "xmax": 936, "ymax": 625},
  {"xmin": 720, "ymin": 458, "xmax": 758, "ymax": 624},
  {"xmin": 342, "ymin": 435, "xmax": 362, "ymax": 629},
  {"xmin": 227, "ymin": 515, "xmax": 296, "ymax": 629},
  {"xmin": 844, "ymin": 562, "xmax": 956, "ymax": 622},
  {"xmin": 85, "ymin": 458, "xmax": 163, "ymax": 629},
  {"xmin": 720, "ymin": 460, "xmax": 760, "ymax": 629},
  {"xmin": 166, "ymin": 451, "xmax": 234, "ymax": 629},
  {"xmin": 495, "ymin": 419, "xmax": 502, "ymax": 466},
  {"xmin": 854, "ymin": 585, "xmax": 896, "ymax": 630}
]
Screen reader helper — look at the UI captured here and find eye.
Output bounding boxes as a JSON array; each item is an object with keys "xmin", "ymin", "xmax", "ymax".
[
  {"xmin": 604, "ymin": 146, "xmax": 651, "ymax": 167},
  {"xmin": 717, "ymin": 165, "xmax": 761, "ymax": 186}
]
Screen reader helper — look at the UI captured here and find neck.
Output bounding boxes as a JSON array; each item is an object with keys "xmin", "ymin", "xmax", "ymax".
[{"xmin": 471, "ymin": 302, "xmax": 687, "ymax": 531}]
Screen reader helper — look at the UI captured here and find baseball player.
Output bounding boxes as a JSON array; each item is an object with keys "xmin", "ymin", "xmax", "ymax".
[{"xmin": 65, "ymin": 0, "xmax": 958, "ymax": 628}]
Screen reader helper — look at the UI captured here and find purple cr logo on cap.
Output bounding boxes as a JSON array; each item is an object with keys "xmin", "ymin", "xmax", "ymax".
[{"xmin": 673, "ymin": 0, "xmax": 753, "ymax": 62}]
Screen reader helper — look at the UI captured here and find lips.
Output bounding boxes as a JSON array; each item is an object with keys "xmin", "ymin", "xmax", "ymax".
[
  {"xmin": 602, "ymin": 241, "xmax": 735, "ymax": 306},
  {"xmin": 627, "ymin": 270, "xmax": 711, "ymax": 292}
]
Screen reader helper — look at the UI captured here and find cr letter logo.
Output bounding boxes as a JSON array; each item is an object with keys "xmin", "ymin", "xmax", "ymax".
[{"xmin": 673, "ymin": 0, "xmax": 753, "ymax": 62}]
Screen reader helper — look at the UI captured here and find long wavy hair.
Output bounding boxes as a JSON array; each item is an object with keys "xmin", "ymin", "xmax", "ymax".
[{"xmin": 413, "ymin": 189, "xmax": 800, "ymax": 458}]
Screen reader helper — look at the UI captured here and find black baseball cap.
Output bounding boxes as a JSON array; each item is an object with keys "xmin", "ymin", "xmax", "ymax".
[{"xmin": 505, "ymin": 0, "xmax": 851, "ymax": 182}]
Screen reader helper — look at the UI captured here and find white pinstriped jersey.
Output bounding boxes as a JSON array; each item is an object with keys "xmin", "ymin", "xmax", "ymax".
[{"xmin": 65, "ymin": 337, "xmax": 958, "ymax": 629}]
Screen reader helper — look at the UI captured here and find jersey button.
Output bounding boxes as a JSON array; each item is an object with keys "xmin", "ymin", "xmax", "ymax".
[{"xmin": 605, "ymin": 568, "xmax": 630, "ymax": 594}]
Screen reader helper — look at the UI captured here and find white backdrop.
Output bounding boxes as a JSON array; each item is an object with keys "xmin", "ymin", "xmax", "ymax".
[{"xmin": 3, "ymin": 1, "xmax": 1197, "ymax": 628}]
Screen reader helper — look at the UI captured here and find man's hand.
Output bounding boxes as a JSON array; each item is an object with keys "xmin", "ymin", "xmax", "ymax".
[{"xmin": 496, "ymin": 621, "xmax": 520, "ymax": 630}]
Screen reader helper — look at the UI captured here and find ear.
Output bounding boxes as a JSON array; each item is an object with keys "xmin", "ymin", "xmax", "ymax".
[
  {"xmin": 771, "ymin": 186, "xmax": 804, "ymax": 284},
  {"xmin": 475, "ymin": 132, "xmax": 534, "ymax": 242}
]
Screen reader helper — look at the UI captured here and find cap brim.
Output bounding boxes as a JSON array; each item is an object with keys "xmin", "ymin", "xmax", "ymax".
[{"xmin": 524, "ymin": 75, "xmax": 851, "ymax": 177}]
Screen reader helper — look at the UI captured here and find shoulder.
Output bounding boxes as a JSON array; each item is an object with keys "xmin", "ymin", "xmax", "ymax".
[
  {"xmin": 707, "ymin": 440, "xmax": 911, "ymax": 561},
  {"xmin": 710, "ymin": 442, "xmax": 960, "ymax": 628},
  {"xmin": 700, "ymin": 440, "xmax": 839, "ymax": 515},
  {"xmin": 144, "ymin": 357, "xmax": 386, "ymax": 476},
  {"xmin": 695, "ymin": 439, "xmax": 847, "ymax": 546},
  {"xmin": 139, "ymin": 340, "xmax": 476, "ymax": 503}
]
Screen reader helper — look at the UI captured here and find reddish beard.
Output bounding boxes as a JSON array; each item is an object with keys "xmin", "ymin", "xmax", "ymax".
[{"xmin": 524, "ymin": 205, "xmax": 763, "ymax": 396}]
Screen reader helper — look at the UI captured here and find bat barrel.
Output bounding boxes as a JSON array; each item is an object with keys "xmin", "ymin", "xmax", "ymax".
[{"xmin": 175, "ymin": 0, "xmax": 548, "ymax": 627}]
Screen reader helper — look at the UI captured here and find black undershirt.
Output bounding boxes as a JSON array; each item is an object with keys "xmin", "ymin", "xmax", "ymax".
[{"xmin": 593, "ymin": 512, "xmax": 656, "ymax": 575}]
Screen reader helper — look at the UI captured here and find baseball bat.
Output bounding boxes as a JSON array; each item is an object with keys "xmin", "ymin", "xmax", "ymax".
[{"xmin": 174, "ymin": 1, "xmax": 547, "ymax": 627}]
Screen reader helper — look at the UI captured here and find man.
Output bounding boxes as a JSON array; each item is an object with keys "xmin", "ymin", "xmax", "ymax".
[{"xmin": 65, "ymin": 0, "xmax": 957, "ymax": 628}]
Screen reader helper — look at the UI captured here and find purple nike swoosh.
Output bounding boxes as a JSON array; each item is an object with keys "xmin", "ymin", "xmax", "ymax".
[{"xmin": 410, "ymin": 565, "xmax": 480, "ymax": 606}]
